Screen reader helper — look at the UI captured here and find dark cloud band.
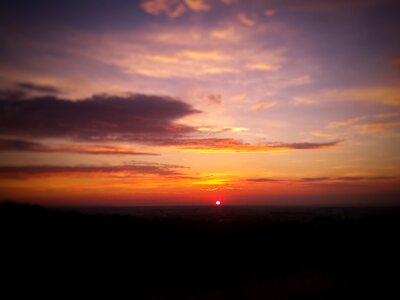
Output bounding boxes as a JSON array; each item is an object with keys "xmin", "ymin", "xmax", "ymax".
[
  {"xmin": 0, "ymin": 138, "xmax": 159, "ymax": 156},
  {"xmin": 0, "ymin": 163, "xmax": 185, "ymax": 179},
  {"xmin": 0, "ymin": 93, "xmax": 199, "ymax": 142}
]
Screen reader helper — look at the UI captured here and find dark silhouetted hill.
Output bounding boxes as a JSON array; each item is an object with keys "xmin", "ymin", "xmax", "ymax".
[{"xmin": 1, "ymin": 201, "xmax": 399, "ymax": 299}]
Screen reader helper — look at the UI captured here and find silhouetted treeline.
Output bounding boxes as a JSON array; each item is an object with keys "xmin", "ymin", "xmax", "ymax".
[{"xmin": 1, "ymin": 201, "xmax": 399, "ymax": 299}]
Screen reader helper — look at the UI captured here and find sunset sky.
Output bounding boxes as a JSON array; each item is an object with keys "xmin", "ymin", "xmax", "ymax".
[{"xmin": 0, "ymin": 0, "xmax": 399, "ymax": 205}]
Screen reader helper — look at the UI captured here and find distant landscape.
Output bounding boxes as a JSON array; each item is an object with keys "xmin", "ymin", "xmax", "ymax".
[{"xmin": 2, "ymin": 201, "xmax": 399, "ymax": 299}]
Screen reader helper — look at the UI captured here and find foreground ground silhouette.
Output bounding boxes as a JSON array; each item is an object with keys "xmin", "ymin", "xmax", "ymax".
[{"xmin": 1, "ymin": 201, "xmax": 399, "ymax": 299}]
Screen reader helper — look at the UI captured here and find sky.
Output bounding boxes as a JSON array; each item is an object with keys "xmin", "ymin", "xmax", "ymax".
[{"xmin": 0, "ymin": 0, "xmax": 399, "ymax": 206}]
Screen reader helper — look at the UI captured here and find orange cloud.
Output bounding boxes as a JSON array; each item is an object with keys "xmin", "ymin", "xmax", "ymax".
[
  {"xmin": 140, "ymin": 0, "xmax": 210, "ymax": 17},
  {"xmin": 355, "ymin": 121, "xmax": 400, "ymax": 133},
  {"xmin": 178, "ymin": 50, "xmax": 229, "ymax": 61},
  {"xmin": 233, "ymin": 93, "xmax": 246, "ymax": 102},
  {"xmin": 246, "ymin": 63, "xmax": 279, "ymax": 71},
  {"xmin": 184, "ymin": 0, "xmax": 211, "ymax": 11},
  {"xmin": 374, "ymin": 111, "xmax": 400, "ymax": 119},
  {"xmin": 319, "ymin": 87, "xmax": 400, "ymax": 106},
  {"xmin": 327, "ymin": 115, "xmax": 368, "ymax": 128},
  {"xmin": 311, "ymin": 131, "xmax": 334, "ymax": 138},
  {"xmin": 140, "ymin": 0, "xmax": 187, "ymax": 18},
  {"xmin": 251, "ymin": 101, "xmax": 277, "ymax": 111}
]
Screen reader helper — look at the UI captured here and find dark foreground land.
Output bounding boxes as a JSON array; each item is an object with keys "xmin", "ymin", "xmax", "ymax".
[{"xmin": 1, "ymin": 202, "xmax": 399, "ymax": 299}]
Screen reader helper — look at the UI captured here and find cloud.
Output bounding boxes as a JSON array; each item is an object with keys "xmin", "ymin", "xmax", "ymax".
[
  {"xmin": 197, "ymin": 127, "xmax": 247, "ymax": 133},
  {"xmin": 311, "ymin": 131, "xmax": 334, "ymax": 138},
  {"xmin": 251, "ymin": 101, "xmax": 277, "ymax": 111},
  {"xmin": 205, "ymin": 94, "xmax": 223, "ymax": 104},
  {"xmin": 238, "ymin": 13, "xmax": 255, "ymax": 27},
  {"xmin": 15, "ymin": 82, "xmax": 61, "ymax": 95},
  {"xmin": 264, "ymin": 9, "xmax": 276, "ymax": 17},
  {"xmin": 0, "ymin": 92, "xmax": 200, "ymax": 143},
  {"xmin": 0, "ymin": 88, "xmax": 343, "ymax": 153},
  {"xmin": 320, "ymin": 87, "xmax": 400, "ymax": 106},
  {"xmin": 327, "ymin": 115, "xmax": 368, "ymax": 128},
  {"xmin": 247, "ymin": 176, "xmax": 398, "ymax": 183},
  {"xmin": 0, "ymin": 163, "xmax": 185, "ymax": 179},
  {"xmin": 287, "ymin": 0, "xmax": 382, "ymax": 12},
  {"xmin": 354, "ymin": 120, "xmax": 400, "ymax": 133},
  {"xmin": 294, "ymin": 87, "xmax": 400, "ymax": 107},
  {"xmin": 0, "ymin": 138, "xmax": 159, "ymax": 156},
  {"xmin": 140, "ymin": 0, "xmax": 187, "ymax": 18},
  {"xmin": 291, "ymin": 96, "xmax": 316, "ymax": 105},
  {"xmin": 246, "ymin": 63, "xmax": 279, "ymax": 72},
  {"xmin": 373, "ymin": 111, "xmax": 400, "ymax": 119},
  {"xmin": 184, "ymin": 0, "xmax": 211, "ymax": 11},
  {"xmin": 393, "ymin": 57, "xmax": 400, "ymax": 72},
  {"xmin": 178, "ymin": 50, "xmax": 229, "ymax": 61},
  {"xmin": 276, "ymin": 141, "xmax": 342, "ymax": 150},
  {"xmin": 320, "ymin": 112, "xmax": 400, "ymax": 136},
  {"xmin": 334, "ymin": 176, "xmax": 397, "ymax": 181},
  {"xmin": 65, "ymin": 21, "xmax": 289, "ymax": 80},
  {"xmin": 140, "ymin": 0, "xmax": 210, "ymax": 17},
  {"xmin": 233, "ymin": 93, "xmax": 246, "ymax": 102},
  {"xmin": 300, "ymin": 177, "xmax": 331, "ymax": 182},
  {"xmin": 246, "ymin": 178, "xmax": 281, "ymax": 182},
  {"xmin": 220, "ymin": 0, "xmax": 233, "ymax": 5},
  {"xmin": 172, "ymin": 138, "xmax": 342, "ymax": 152}
]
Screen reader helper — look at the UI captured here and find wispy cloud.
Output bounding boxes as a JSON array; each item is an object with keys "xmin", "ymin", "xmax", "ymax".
[
  {"xmin": 0, "ymin": 138, "xmax": 159, "ymax": 156},
  {"xmin": 140, "ymin": 0, "xmax": 187, "ymax": 18},
  {"xmin": 327, "ymin": 115, "xmax": 368, "ymax": 128},
  {"xmin": 205, "ymin": 94, "xmax": 223, "ymax": 104},
  {"xmin": 264, "ymin": 9, "xmax": 276, "ymax": 17},
  {"xmin": 293, "ymin": 87, "xmax": 400, "ymax": 107},
  {"xmin": 173, "ymin": 138, "xmax": 342, "ymax": 152},
  {"xmin": 220, "ymin": 0, "xmax": 233, "ymax": 5},
  {"xmin": 251, "ymin": 101, "xmax": 277, "ymax": 111},
  {"xmin": 354, "ymin": 120, "xmax": 400, "ymax": 134},
  {"xmin": 238, "ymin": 12, "xmax": 256, "ymax": 27},
  {"xmin": 321, "ymin": 87, "xmax": 400, "ymax": 106},
  {"xmin": 246, "ymin": 178, "xmax": 281, "ymax": 182},
  {"xmin": 373, "ymin": 111, "xmax": 400, "ymax": 119},
  {"xmin": 184, "ymin": 0, "xmax": 211, "ymax": 12},
  {"xmin": 0, "ymin": 163, "xmax": 186, "ymax": 179},
  {"xmin": 247, "ymin": 176, "xmax": 398, "ymax": 183},
  {"xmin": 140, "ymin": 0, "xmax": 210, "ymax": 17},
  {"xmin": 286, "ymin": 0, "xmax": 382, "ymax": 12},
  {"xmin": 15, "ymin": 82, "xmax": 61, "ymax": 95}
]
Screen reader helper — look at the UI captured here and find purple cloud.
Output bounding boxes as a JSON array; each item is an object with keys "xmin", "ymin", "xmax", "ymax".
[
  {"xmin": 0, "ymin": 92, "xmax": 200, "ymax": 142},
  {"xmin": 0, "ymin": 138, "xmax": 159, "ymax": 156},
  {"xmin": 16, "ymin": 82, "xmax": 61, "ymax": 94},
  {"xmin": 247, "ymin": 176, "xmax": 398, "ymax": 183},
  {"xmin": 246, "ymin": 178, "xmax": 282, "ymax": 182},
  {"xmin": 0, "ymin": 163, "xmax": 186, "ymax": 179}
]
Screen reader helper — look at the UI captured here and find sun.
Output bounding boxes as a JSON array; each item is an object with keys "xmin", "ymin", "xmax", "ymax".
[{"xmin": 216, "ymin": 200, "xmax": 221, "ymax": 205}]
